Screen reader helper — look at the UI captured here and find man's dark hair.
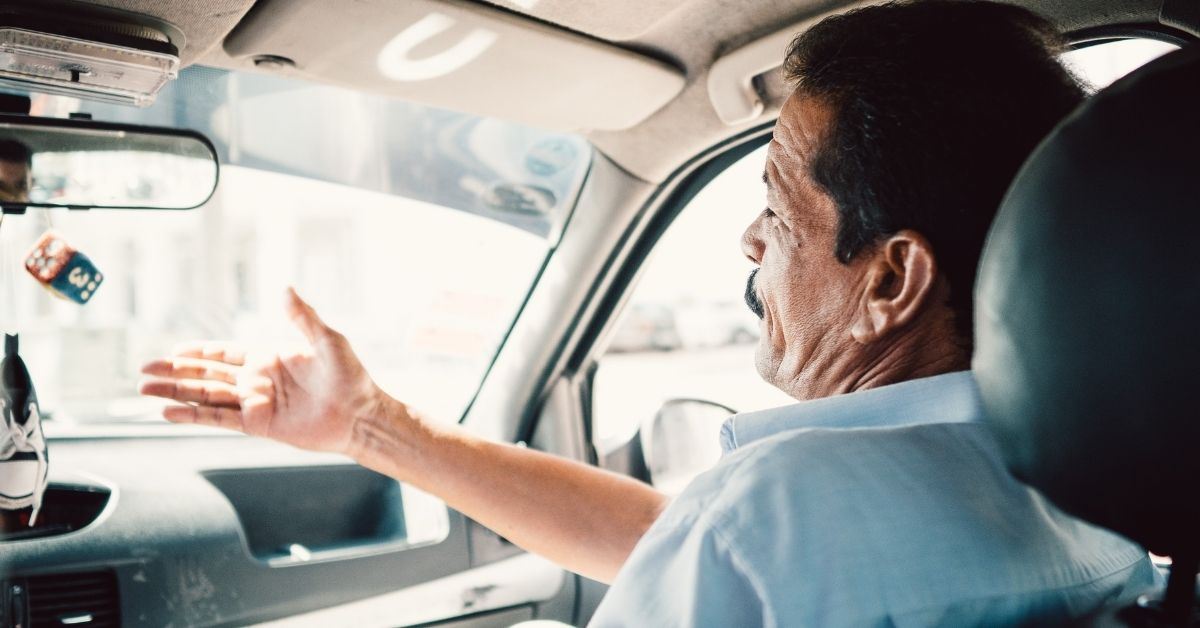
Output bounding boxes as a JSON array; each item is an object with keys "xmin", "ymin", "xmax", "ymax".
[
  {"xmin": 784, "ymin": 0, "xmax": 1084, "ymax": 341},
  {"xmin": 0, "ymin": 139, "xmax": 31, "ymax": 167}
]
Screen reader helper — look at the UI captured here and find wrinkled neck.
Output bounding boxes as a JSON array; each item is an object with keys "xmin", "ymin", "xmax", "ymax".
[{"xmin": 781, "ymin": 306, "xmax": 969, "ymax": 401}]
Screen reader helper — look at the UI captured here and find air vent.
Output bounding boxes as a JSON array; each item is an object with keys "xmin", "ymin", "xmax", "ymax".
[{"xmin": 25, "ymin": 570, "xmax": 120, "ymax": 628}]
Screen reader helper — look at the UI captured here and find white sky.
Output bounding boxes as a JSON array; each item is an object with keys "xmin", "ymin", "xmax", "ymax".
[{"xmin": 635, "ymin": 146, "xmax": 768, "ymax": 306}]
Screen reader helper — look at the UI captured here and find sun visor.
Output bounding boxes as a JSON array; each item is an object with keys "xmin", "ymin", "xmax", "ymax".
[{"xmin": 221, "ymin": 0, "xmax": 685, "ymax": 132}]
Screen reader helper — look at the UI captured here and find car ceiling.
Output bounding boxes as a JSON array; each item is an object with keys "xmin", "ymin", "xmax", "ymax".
[{"xmin": 32, "ymin": 0, "xmax": 1169, "ymax": 182}]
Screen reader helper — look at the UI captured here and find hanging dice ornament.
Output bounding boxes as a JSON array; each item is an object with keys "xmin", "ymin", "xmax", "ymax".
[
  {"xmin": 0, "ymin": 334, "xmax": 48, "ymax": 526},
  {"xmin": 24, "ymin": 230, "xmax": 103, "ymax": 304}
]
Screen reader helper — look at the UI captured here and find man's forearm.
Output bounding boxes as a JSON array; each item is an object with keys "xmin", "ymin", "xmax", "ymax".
[{"xmin": 349, "ymin": 395, "xmax": 668, "ymax": 583}]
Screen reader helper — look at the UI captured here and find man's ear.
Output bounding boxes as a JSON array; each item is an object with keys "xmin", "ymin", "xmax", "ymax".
[{"xmin": 850, "ymin": 230, "xmax": 939, "ymax": 344}]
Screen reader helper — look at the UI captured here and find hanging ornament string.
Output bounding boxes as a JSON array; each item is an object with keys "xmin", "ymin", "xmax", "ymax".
[{"xmin": 0, "ymin": 211, "xmax": 17, "ymax": 336}]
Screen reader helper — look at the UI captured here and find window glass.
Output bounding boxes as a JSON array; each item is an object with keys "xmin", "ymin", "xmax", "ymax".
[
  {"xmin": 0, "ymin": 67, "xmax": 591, "ymax": 427},
  {"xmin": 1062, "ymin": 37, "xmax": 1179, "ymax": 90},
  {"xmin": 592, "ymin": 146, "xmax": 792, "ymax": 450}
]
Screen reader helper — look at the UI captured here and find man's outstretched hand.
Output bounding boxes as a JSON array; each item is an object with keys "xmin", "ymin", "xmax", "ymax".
[
  {"xmin": 139, "ymin": 288, "xmax": 388, "ymax": 456},
  {"xmin": 140, "ymin": 288, "xmax": 667, "ymax": 584}
]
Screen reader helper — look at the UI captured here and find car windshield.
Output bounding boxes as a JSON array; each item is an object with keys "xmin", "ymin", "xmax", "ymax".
[{"xmin": 0, "ymin": 67, "xmax": 591, "ymax": 426}]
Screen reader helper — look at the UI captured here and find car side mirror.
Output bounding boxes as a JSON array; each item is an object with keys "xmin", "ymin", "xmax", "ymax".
[{"xmin": 642, "ymin": 398, "xmax": 735, "ymax": 495}]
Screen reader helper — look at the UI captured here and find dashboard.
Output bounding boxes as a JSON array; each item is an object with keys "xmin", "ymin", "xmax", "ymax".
[{"xmin": 0, "ymin": 433, "xmax": 573, "ymax": 627}]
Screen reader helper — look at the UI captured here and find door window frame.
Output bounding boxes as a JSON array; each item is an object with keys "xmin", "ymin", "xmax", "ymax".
[{"xmin": 536, "ymin": 125, "xmax": 773, "ymax": 450}]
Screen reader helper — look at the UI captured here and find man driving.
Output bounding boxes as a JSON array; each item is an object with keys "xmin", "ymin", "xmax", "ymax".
[{"xmin": 140, "ymin": 2, "xmax": 1159, "ymax": 625}]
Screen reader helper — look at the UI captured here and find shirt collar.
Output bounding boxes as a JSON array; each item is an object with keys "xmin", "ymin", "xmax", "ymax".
[{"xmin": 719, "ymin": 370, "xmax": 981, "ymax": 454}]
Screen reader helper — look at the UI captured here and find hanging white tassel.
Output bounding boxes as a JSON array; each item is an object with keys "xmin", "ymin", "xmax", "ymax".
[{"xmin": 0, "ymin": 334, "xmax": 49, "ymax": 528}]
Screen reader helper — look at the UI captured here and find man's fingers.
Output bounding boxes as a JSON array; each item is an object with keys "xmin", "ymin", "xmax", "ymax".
[
  {"xmin": 139, "ymin": 377, "xmax": 241, "ymax": 408},
  {"xmin": 141, "ymin": 357, "xmax": 238, "ymax": 384},
  {"xmin": 171, "ymin": 341, "xmax": 247, "ymax": 366},
  {"xmin": 162, "ymin": 404, "xmax": 244, "ymax": 431},
  {"xmin": 286, "ymin": 287, "xmax": 336, "ymax": 344}
]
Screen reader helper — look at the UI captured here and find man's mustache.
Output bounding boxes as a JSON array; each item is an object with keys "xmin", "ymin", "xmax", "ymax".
[{"xmin": 745, "ymin": 269, "xmax": 765, "ymax": 319}]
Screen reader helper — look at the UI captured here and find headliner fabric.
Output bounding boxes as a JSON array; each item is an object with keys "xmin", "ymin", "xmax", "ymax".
[
  {"xmin": 57, "ymin": 0, "xmax": 1171, "ymax": 180},
  {"xmin": 482, "ymin": 0, "xmax": 1165, "ymax": 45},
  {"xmin": 587, "ymin": 0, "xmax": 1166, "ymax": 182},
  {"xmin": 479, "ymin": 0, "xmax": 687, "ymax": 41},
  {"xmin": 60, "ymin": 0, "xmax": 257, "ymax": 65}
]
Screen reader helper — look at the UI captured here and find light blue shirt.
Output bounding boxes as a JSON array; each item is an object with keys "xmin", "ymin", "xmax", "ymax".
[{"xmin": 590, "ymin": 371, "xmax": 1160, "ymax": 627}]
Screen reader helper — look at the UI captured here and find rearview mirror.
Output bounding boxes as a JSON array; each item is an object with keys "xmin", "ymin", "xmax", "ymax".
[{"xmin": 0, "ymin": 114, "xmax": 218, "ymax": 212}]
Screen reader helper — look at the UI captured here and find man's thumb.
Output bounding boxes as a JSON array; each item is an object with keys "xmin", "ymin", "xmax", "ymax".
[{"xmin": 285, "ymin": 287, "xmax": 332, "ymax": 344}]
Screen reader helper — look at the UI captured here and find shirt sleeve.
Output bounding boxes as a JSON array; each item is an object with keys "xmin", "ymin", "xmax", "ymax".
[{"xmin": 588, "ymin": 514, "xmax": 768, "ymax": 627}]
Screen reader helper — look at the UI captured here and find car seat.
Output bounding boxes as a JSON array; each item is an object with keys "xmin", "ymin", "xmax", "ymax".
[{"xmin": 973, "ymin": 43, "xmax": 1200, "ymax": 626}]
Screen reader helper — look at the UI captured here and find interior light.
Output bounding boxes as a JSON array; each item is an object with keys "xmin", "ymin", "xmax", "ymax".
[{"xmin": 0, "ymin": 28, "xmax": 178, "ymax": 107}]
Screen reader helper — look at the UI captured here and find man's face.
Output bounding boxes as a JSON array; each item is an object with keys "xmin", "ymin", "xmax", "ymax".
[
  {"xmin": 741, "ymin": 93, "xmax": 874, "ymax": 400},
  {"xmin": 0, "ymin": 159, "xmax": 31, "ymax": 203}
]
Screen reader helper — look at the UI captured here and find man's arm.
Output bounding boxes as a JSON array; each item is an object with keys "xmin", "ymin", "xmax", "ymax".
[
  {"xmin": 352, "ymin": 402, "xmax": 666, "ymax": 582},
  {"xmin": 139, "ymin": 288, "xmax": 667, "ymax": 583}
]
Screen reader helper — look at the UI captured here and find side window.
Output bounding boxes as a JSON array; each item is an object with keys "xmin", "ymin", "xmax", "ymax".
[
  {"xmin": 591, "ymin": 145, "xmax": 793, "ymax": 452},
  {"xmin": 1061, "ymin": 37, "xmax": 1178, "ymax": 90}
]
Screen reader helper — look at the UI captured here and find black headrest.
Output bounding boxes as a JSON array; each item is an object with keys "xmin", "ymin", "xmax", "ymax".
[{"xmin": 973, "ymin": 44, "xmax": 1200, "ymax": 556}]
